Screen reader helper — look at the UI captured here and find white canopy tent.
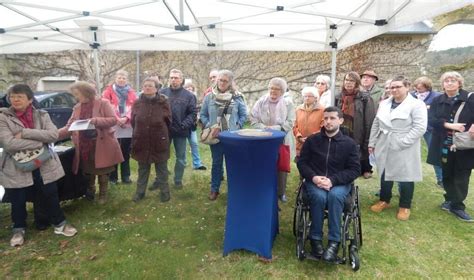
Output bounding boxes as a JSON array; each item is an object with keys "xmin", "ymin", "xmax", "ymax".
[{"xmin": 1, "ymin": 0, "xmax": 471, "ymax": 97}]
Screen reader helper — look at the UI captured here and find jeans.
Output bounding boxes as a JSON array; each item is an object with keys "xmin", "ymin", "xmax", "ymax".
[
  {"xmin": 7, "ymin": 169, "xmax": 65, "ymax": 230},
  {"xmin": 210, "ymin": 142, "xmax": 225, "ymax": 193},
  {"xmin": 188, "ymin": 130, "xmax": 203, "ymax": 168},
  {"xmin": 170, "ymin": 136, "xmax": 187, "ymax": 185},
  {"xmin": 110, "ymin": 137, "xmax": 131, "ymax": 181},
  {"xmin": 379, "ymin": 172, "xmax": 414, "ymax": 208},
  {"xmin": 305, "ymin": 181, "xmax": 351, "ymax": 242},
  {"xmin": 423, "ymin": 131, "xmax": 443, "ymax": 182},
  {"xmin": 138, "ymin": 161, "xmax": 169, "ymax": 194},
  {"xmin": 442, "ymin": 151, "xmax": 471, "ymax": 211}
]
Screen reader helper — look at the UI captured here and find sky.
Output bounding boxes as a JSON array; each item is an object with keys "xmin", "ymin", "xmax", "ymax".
[{"xmin": 428, "ymin": 24, "xmax": 474, "ymax": 51}]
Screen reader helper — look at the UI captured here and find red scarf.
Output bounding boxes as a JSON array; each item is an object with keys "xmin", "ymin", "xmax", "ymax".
[
  {"xmin": 15, "ymin": 104, "xmax": 35, "ymax": 128},
  {"xmin": 341, "ymin": 89, "xmax": 358, "ymax": 119}
]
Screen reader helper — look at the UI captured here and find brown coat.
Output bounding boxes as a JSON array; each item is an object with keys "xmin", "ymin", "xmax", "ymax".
[
  {"xmin": 293, "ymin": 103, "xmax": 324, "ymax": 156},
  {"xmin": 130, "ymin": 94, "xmax": 171, "ymax": 163},
  {"xmin": 58, "ymin": 98, "xmax": 124, "ymax": 174},
  {"xmin": 0, "ymin": 107, "xmax": 65, "ymax": 188}
]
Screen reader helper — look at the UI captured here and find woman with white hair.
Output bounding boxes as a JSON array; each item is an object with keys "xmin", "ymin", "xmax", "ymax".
[
  {"xmin": 293, "ymin": 86, "xmax": 324, "ymax": 159},
  {"xmin": 427, "ymin": 71, "xmax": 474, "ymax": 222},
  {"xmin": 251, "ymin": 77, "xmax": 296, "ymax": 202},
  {"xmin": 314, "ymin": 75, "xmax": 332, "ymax": 107}
]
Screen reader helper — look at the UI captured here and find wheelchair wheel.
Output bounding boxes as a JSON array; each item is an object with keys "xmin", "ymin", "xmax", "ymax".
[
  {"xmin": 349, "ymin": 246, "xmax": 360, "ymax": 271},
  {"xmin": 294, "ymin": 204, "xmax": 307, "ymax": 260},
  {"xmin": 354, "ymin": 186, "xmax": 363, "ymax": 247}
]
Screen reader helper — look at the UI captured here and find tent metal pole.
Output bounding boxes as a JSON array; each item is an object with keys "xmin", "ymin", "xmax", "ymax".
[
  {"xmin": 330, "ymin": 46, "xmax": 337, "ymax": 106},
  {"xmin": 136, "ymin": 50, "xmax": 140, "ymax": 90},
  {"xmin": 93, "ymin": 48, "xmax": 101, "ymax": 94}
]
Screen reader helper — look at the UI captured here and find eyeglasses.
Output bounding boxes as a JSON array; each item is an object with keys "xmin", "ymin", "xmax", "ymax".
[
  {"xmin": 444, "ymin": 79, "xmax": 458, "ymax": 84},
  {"xmin": 218, "ymin": 79, "xmax": 229, "ymax": 84},
  {"xmin": 315, "ymin": 82, "xmax": 326, "ymax": 85},
  {"xmin": 303, "ymin": 95, "xmax": 315, "ymax": 98},
  {"xmin": 389, "ymin": 85, "xmax": 404, "ymax": 90},
  {"xmin": 269, "ymin": 87, "xmax": 282, "ymax": 91}
]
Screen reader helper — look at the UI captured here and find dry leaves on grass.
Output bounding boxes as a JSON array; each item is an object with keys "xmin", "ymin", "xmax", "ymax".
[{"xmin": 59, "ymin": 240, "xmax": 70, "ymax": 249}]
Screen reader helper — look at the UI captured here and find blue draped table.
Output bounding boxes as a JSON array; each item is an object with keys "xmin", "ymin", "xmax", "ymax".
[{"xmin": 219, "ymin": 129, "xmax": 285, "ymax": 259}]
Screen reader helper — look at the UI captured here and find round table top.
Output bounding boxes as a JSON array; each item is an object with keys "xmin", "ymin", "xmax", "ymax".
[{"xmin": 219, "ymin": 129, "xmax": 285, "ymax": 141}]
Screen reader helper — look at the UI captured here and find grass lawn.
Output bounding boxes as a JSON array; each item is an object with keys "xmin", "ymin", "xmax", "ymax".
[{"xmin": 0, "ymin": 141, "xmax": 473, "ymax": 279}]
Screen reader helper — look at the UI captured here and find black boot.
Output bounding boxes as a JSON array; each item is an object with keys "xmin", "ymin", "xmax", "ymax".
[
  {"xmin": 310, "ymin": 239, "xmax": 324, "ymax": 258},
  {"xmin": 322, "ymin": 241, "xmax": 339, "ymax": 263}
]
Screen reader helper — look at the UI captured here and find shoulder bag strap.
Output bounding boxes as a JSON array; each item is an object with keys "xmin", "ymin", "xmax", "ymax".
[{"xmin": 454, "ymin": 92, "xmax": 474, "ymax": 123}]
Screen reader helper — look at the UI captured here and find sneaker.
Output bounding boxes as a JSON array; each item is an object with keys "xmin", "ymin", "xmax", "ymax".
[
  {"xmin": 54, "ymin": 224, "xmax": 78, "ymax": 237},
  {"xmin": 440, "ymin": 201, "xmax": 451, "ymax": 211},
  {"xmin": 370, "ymin": 201, "xmax": 390, "ymax": 213},
  {"xmin": 10, "ymin": 230, "xmax": 25, "ymax": 247},
  {"xmin": 279, "ymin": 194, "xmax": 288, "ymax": 203},
  {"xmin": 174, "ymin": 182, "xmax": 183, "ymax": 190},
  {"xmin": 193, "ymin": 166, "xmax": 207, "ymax": 170},
  {"xmin": 109, "ymin": 179, "xmax": 118, "ymax": 185},
  {"xmin": 397, "ymin": 208, "xmax": 410, "ymax": 221},
  {"xmin": 449, "ymin": 209, "xmax": 473, "ymax": 222}
]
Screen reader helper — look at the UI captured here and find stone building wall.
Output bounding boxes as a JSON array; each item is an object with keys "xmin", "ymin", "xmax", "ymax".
[{"xmin": 1, "ymin": 33, "xmax": 471, "ymax": 108}]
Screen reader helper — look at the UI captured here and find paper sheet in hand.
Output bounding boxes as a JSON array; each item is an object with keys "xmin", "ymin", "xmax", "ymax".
[
  {"xmin": 68, "ymin": 119, "xmax": 95, "ymax": 131},
  {"xmin": 114, "ymin": 125, "xmax": 133, "ymax": 138}
]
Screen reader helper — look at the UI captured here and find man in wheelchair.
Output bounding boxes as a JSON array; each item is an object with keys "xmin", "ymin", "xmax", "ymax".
[{"xmin": 297, "ymin": 106, "xmax": 360, "ymax": 262}]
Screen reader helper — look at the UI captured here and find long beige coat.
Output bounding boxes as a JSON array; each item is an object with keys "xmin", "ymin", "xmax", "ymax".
[
  {"xmin": 0, "ymin": 107, "xmax": 65, "ymax": 188},
  {"xmin": 369, "ymin": 94, "xmax": 427, "ymax": 182}
]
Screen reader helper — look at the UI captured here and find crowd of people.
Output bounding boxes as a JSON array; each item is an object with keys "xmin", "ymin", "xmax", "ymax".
[{"xmin": 0, "ymin": 68, "xmax": 472, "ymax": 252}]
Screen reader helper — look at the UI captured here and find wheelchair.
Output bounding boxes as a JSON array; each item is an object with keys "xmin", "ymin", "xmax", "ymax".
[{"xmin": 293, "ymin": 180, "xmax": 362, "ymax": 271}]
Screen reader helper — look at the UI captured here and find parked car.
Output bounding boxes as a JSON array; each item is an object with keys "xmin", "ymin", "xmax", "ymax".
[
  {"xmin": 34, "ymin": 91, "xmax": 76, "ymax": 128},
  {"xmin": 1, "ymin": 91, "xmax": 75, "ymax": 128}
]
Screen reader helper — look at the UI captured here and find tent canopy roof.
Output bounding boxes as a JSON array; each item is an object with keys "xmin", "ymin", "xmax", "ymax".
[{"xmin": 0, "ymin": 0, "xmax": 470, "ymax": 53}]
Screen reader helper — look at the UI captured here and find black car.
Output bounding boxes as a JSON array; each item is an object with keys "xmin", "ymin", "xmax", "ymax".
[
  {"xmin": 0, "ymin": 91, "xmax": 76, "ymax": 129},
  {"xmin": 34, "ymin": 91, "xmax": 76, "ymax": 128}
]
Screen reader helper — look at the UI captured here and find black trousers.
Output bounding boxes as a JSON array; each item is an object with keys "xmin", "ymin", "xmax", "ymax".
[
  {"xmin": 442, "ymin": 151, "xmax": 472, "ymax": 211},
  {"xmin": 110, "ymin": 137, "xmax": 131, "ymax": 181},
  {"xmin": 379, "ymin": 171, "xmax": 415, "ymax": 209},
  {"xmin": 7, "ymin": 169, "xmax": 65, "ymax": 230}
]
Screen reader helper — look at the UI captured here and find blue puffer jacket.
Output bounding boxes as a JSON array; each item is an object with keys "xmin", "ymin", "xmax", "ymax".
[{"xmin": 160, "ymin": 86, "xmax": 197, "ymax": 138}]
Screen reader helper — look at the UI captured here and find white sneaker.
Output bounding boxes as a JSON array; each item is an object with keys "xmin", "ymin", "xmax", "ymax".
[
  {"xmin": 54, "ymin": 224, "xmax": 78, "ymax": 237},
  {"xmin": 10, "ymin": 230, "xmax": 25, "ymax": 247}
]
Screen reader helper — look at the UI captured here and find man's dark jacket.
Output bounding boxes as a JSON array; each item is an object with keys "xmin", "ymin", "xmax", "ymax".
[
  {"xmin": 160, "ymin": 86, "xmax": 196, "ymax": 138},
  {"xmin": 297, "ymin": 128, "xmax": 361, "ymax": 186}
]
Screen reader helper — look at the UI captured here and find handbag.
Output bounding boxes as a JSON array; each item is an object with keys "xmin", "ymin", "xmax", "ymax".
[
  {"xmin": 5, "ymin": 109, "xmax": 53, "ymax": 172},
  {"xmin": 200, "ymin": 124, "xmax": 220, "ymax": 145},
  {"xmin": 11, "ymin": 145, "xmax": 52, "ymax": 172},
  {"xmin": 277, "ymin": 144, "xmax": 291, "ymax": 173},
  {"xmin": 452, "ymin": 92, "xmax": 474, "ymax": 150},
  {"xmin": 200, "ymin": 100, "xmax": 231, "ymax": 145}
]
